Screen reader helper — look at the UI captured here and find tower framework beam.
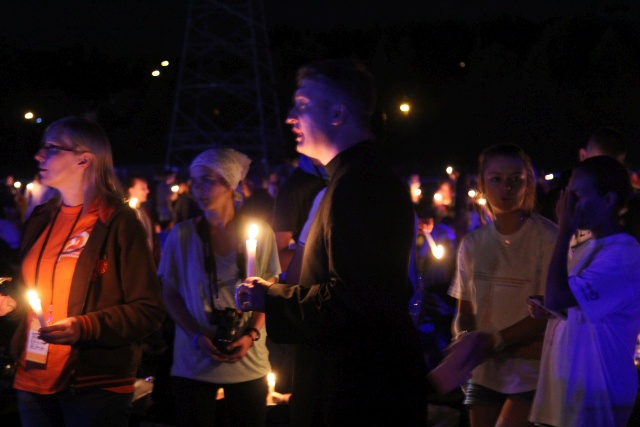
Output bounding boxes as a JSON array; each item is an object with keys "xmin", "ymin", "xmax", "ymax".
[{"xmin": 166, "ymin": 0, "xmax": 284, "ymax": 169}]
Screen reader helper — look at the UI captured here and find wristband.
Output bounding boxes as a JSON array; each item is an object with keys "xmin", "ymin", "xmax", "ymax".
[
  {"xmin": 243, "ymin": 327, "xmax": 260, "ymax": 342},
  {"xmin": 192, "ymin": 332, "xmax": 202, "ymax": 349}
]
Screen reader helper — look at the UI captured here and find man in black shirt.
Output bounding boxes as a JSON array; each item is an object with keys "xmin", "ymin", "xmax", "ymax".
[{"xmin": 236, "ymin": 59, "xmax": 427, "ymax": 426}]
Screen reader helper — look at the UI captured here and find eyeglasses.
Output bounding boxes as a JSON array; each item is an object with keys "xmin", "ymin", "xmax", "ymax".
[{"xmin": 38, "ymin": 143, "xmax": 85, "ymax": 154}]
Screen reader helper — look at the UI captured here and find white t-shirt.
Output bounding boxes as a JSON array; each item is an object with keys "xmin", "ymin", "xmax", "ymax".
[
  {"xmin": 297, "ymin": 188, "xmax": 326, "ymax": 246},
  {"xmin": 530, "ymin": 233, "xmax": 640, "ymax": 427},
  {"xmin": 449, "ymin": 214, "xmax": 558, "ymax": 393},
  {"xmin": 158, "ymin": 218, "xmax": 281, "ymax": 384}
]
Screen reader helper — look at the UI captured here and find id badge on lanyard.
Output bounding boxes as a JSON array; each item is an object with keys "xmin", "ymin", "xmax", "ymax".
[{"xmin": 25, "ymin": 315, "xmax": 49, "ymax": 365}]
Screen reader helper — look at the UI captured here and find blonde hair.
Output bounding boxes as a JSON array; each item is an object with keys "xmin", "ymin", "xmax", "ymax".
[
  {"xmin": 478, "ymin": 143, "xmax": 537, "ymax": 217},
  {"xmin": 43, "ymin": 116, "xmax": 123, "ymax": 213}
]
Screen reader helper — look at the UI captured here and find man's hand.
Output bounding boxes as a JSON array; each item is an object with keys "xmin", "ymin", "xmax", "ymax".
[
  {"xmin": 39, "ymin": 317, "xmax": 81, "ymax": 345},
  {"xmin": 235, "ymin": 277, "xmax": 271, "ymax": 312}
]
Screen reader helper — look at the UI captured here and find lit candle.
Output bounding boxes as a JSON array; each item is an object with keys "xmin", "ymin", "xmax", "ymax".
[
  {"xmin": 424, "ymin": 233, "xmax": 445, "ymax": 260},
  {"xmin": 27, "ymin": 290, "xmax": 47, "ymax": 329},
  {"xmin": 267, "ymin": 372, "xmax": 276, "ymax": 404},
  {"xmin": 246, "ymin": 224, "xmax": 258, "ymax": 277},
  {"xmin": 128, "ymin": 197, "xmax": 139, "ymax": 209}
]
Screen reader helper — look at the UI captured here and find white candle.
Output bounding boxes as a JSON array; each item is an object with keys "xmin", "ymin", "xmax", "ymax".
[
  {"xmin": 267, "ymin": 372, "xmax": 276, "ymax": 404},
  {"xmin": 27, "ymin": 290, "xmax": 47, "ymax": 329},
  {"xmin": 246, "ymin": 224, "xmax": 258, "ymax": 277}
]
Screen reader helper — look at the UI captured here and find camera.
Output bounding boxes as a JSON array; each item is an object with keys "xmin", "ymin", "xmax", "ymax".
[{"xmin": 209, "ymin": 308, "xmax": 243, "ymax": 355}]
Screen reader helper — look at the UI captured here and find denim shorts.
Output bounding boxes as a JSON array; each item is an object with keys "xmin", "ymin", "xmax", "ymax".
[{"xmin": 463, "ymin": 382, "xmax": 535, "ymax": 406}]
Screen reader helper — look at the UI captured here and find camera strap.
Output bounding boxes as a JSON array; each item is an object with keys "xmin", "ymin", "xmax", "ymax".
[{"xmin": 196, "ymin": 216, "xmax": 247, "ymax": 311}]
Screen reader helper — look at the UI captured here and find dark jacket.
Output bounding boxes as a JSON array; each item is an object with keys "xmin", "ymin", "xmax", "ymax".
[
  {"xmin": 265, "ymin": 142, "xmax": 427, "ymax": 426},
  {"xmin": 9, "ymin": 196, "xmax": 165, "ymax": 390}
]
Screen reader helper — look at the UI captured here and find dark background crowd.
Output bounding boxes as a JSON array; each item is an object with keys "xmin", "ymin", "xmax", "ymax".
[{"xmin": 2, "ymin": 1, "xmax": 640, "ymax": 426}]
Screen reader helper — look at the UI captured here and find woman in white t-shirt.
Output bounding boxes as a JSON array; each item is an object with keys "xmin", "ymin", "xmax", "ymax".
[
  {"xmin": 529, "ymin": 155, "xmax": 640, "ymax": 427},
  {"xmin": 448, "ymin": 143, "xmax": 557, "ymax": 427},
  {"xmin": 158, "ymin": 148, "xmax": 281, "ymax": 427}
]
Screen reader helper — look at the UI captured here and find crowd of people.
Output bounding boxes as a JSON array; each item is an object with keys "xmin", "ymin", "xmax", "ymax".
[{"xmin": 0, "ymin": 58, "xmax": 639, "ymax": 427}]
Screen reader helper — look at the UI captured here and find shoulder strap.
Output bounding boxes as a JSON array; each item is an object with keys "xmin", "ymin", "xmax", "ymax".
[
  {"xmin": 197, "ymin": 216, "xmax": 247, "ymax": 282},
  {"xmin": 235, "ymin": 218, "xmax": 246, "ymax": 279},
  {"xmin": 195, "ymin": 217, "xmax": 219, "ymax": 305}
]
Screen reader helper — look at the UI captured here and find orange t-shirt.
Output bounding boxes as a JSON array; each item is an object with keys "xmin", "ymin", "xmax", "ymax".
[{"xmin": 14, "ymin": 204, "xmax": 97, "ymax": 394}]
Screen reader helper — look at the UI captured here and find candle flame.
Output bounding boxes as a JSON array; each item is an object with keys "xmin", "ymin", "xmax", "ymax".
[
  {"xmin": 128, "ymin": 197, "xmax": 138, "ymax": 208},
  {"xmin": 432, "ymin": 244, "xmax": 445, "ymax": 259},
  {"xmin": 27, "ymin": 290, "xmax": 38, "ymax": 301},
  {"xmin": 248, "ymin": 224, "xmax": 258, "ymax": 240}
]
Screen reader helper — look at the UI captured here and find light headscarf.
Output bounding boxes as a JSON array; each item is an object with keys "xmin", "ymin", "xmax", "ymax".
[{"xmin": 190, "ymin": 148, "xmax": 251, "ymax": 199}]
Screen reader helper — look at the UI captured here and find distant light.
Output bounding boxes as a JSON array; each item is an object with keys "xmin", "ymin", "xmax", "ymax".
[
  {"xmin": 478, "ymin": 197, "xmax": 487, "ymax": 206},
  {"xmin": 545, "ymin": 173, "xmax": 554, "ymax": 181},
  {"xmin": 26, "ymin": 182, "xmax": 34, "ymax": 190},
  {"xmin": 399, "ymin": 103, "xmax": 410, "ymax": 115},
  {"xmin": 24, "ymin": 112, "xmax": 34, "ymax": 120},
  {"xmin": 36, "ymin": 117, "xmax": 42, "ymax": 123},
  {"xmin": 161, "ymin": 60, "xmax": 169, "ymax": 67},
  {"xmin": 459, "ymin": 61, "xmax": 466, "ymax": 68},
  {"xmin": 433, "ymin": 193, "xmax": 443, "ymax": 202},
  {"xmin": 151, "ymin": 70, "xmax": 160, "ymax": 77},
  {"xmin": 171, "ymin": 184, "xmax": 179, "ymax": 193},
  {"xmin": 13, "ymin": 181, "xmax": 21, "ymax": 189},
  {"xmin": 446, "ymin": 166, "xmax": 453, "ymax": 175},
  {"xmin": 468, "ymin": 189, "xmax": 477, "ymax": 198},
  {"xmin": 412, "ymin": 188, "xmax": 422, "ymax": 198},
  {"xmin": 128, "ymin": 198, "xmax": 139, "ymax": 209}
]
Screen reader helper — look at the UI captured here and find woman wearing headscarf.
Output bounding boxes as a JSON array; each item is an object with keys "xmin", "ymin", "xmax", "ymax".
[{"xmin": 158, "ymin": 148, "xmax": 280, "ymax": 427}]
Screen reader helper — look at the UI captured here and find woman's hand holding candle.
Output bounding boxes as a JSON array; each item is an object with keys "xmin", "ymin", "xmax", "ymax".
[{"xmin": 38, "ymin": 317, "xmax": 82, "ymax": 345}]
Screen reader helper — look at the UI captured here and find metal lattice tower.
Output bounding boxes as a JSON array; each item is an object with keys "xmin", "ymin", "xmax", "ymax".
[{"xmin": 166, "ymin": 0, "xmax": 284, "ymax": 169}]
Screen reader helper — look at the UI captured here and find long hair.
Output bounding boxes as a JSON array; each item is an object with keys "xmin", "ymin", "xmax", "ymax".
[
  {"xmin": 43, "ymin": 116, "xmax": 123, "ymax": 213},
  {"xmin": 478, "ymin": 143, "xmax": 537, "ymax": 218}
]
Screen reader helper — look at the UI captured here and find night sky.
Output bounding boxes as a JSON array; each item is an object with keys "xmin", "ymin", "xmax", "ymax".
[{"xmin": 1, "ymin": 0, "xmax": 639, "ymax": 181}]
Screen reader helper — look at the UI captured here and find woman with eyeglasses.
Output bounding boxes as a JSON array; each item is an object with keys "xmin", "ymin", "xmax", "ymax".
[{"xmin": 0, "ymin": 116, "xmax": 165, "ymax": 426}]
